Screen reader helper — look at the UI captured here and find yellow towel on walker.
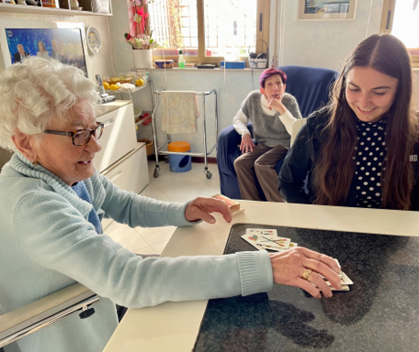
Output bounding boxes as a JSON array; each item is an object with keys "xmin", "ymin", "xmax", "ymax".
[{"xmin": 161, "ymin": 91, "xmax": 199, "ymax": 134}]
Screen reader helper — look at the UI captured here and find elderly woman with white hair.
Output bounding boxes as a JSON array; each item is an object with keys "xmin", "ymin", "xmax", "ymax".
[{"xmin": 0, "ymin": 58, "xmax": 341, "ymax": 352}]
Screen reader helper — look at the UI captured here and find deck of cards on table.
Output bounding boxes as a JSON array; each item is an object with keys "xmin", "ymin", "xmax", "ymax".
[
  {"xmin": 212, "ymin": 194, "xmax": 245, "ymax": 217},
  {"xmin": 242, "ymin": 228, "xmax": 297, "ymax": 251},
  {"xmin": 241, "ymin": 229, "xmax": 353, "ymax": 292}
]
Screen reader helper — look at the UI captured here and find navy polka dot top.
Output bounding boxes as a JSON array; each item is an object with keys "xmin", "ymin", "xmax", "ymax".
[{"xmin": 353, "ymin": 118, "xmax": 387, "ymax": 208}]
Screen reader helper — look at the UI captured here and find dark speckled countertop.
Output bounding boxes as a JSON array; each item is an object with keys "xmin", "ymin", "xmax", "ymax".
[{"xmin": 194, "ymin": 223, "xmax": 419, "ymax": 352}]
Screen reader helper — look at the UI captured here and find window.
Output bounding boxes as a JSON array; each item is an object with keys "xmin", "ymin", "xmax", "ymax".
[
  {"xmin": 380, "ymin": 0, "xmax": 419, "ymax": 67},
  {"xmin": 148, "ymin": 0, "xmax": 270, "ymax": 65}
]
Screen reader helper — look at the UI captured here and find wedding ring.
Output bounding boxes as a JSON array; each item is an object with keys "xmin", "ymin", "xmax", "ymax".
[{"xmin": 301, "ymin": 269, "xmax": 312, "ymax": 280}]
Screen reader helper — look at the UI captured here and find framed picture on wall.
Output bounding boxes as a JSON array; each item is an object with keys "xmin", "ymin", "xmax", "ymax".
[
  {"xmin": 298, "ymin": 0, "xmax": 357, "ymax": 21},
  {"xmin": 3, "ymin": 28, "xmax": 88, "ymax": 77}
]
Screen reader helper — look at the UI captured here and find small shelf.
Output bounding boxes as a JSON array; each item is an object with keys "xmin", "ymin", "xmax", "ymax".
[
  {"xmin": 135, "ymin": 120, "xmax": 146, "ymax": 128},
  {"xmin": 135, "ymin": 110, "xmax": 152, "ymax": 128},
  {"xmin": 0, "ymin": 2, "xmax": 112, "ymax": 16},
  {"xmin": 135, "ymin": 119, "xmax": 150, "ymax": 128},
  {"xmin": 105, "ymin": 83, "xmax": 149, "ymax": 95}
]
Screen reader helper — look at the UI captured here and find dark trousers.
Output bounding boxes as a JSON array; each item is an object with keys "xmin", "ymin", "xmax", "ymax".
[{"xmin": 234, "ymin": 143, "xmax": 287, "ymax": 202}]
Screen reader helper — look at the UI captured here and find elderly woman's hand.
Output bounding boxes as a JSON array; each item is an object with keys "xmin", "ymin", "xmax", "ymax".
[
  {"xmin": 269, "ymin": 247, "xmax": 342, "ymax": 298},
  {"xmin": 185, "ymin": 197, "xmax": 232, "ymax": 224},
  {"xmin": 240, "ymin": 134, "xmax": 256, "ymax": 154},
  {"xmin": 267, "ymin": 96, "xmax": 287, "ymax": 115}
]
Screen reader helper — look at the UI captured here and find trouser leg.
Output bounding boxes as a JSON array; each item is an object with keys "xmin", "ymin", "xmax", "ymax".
[
  {"xmin": 234, "ymin": 143, "xmax": 271, "ymax": 200},
  {"xmin": 254, "ymin": 144, "xmax": 288, "ymax": 202}
]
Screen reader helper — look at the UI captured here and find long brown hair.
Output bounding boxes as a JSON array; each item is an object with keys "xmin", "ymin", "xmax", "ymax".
[
  {"xmin": 38, "ymin": 41, "xmax": 47, "ymax": 52},
  {"xmin": 314, "ymin": 34, "xmax": 418, "ymax": 210}
]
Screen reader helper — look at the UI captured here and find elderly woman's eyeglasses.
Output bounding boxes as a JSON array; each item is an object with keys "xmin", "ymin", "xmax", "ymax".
[{"xmin": 42, "ymin": 122, "xmax": 104, "ymax": 146}]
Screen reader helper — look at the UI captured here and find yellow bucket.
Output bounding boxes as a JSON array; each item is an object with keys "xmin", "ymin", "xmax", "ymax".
[{"xmin": 168, "ymin": 141, "xmax": 191, "ymax": 153}]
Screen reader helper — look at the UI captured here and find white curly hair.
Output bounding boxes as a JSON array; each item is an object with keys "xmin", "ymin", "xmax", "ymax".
[{"xmin": 0, "ymin": 57, "xmax": 100, "ymax": 152}]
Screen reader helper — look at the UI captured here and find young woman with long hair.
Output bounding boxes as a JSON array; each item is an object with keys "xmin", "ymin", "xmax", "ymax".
[
  {"xmin": 278, "ymin": 34, "xmax": 419, "ymax": 210},
  {"xmin": 37, "ymin": 40, "xmax": 50, "ymax": 59}
]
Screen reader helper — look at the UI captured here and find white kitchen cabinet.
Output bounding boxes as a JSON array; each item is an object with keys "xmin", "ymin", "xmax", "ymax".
[
  {"xmin": 100, "ymin": 142, "xmax": 149, "ymax": 230},
  {"xmin": 95, "ymin": 101, "xmax": 149, "ymax": 230},
  {"xmin": 101, "ymin": 142, "xmax": 149, "ymax": 194},
  {"xmin": 95, "ymin": 102, "xmax": 138, "ymax": 174}
]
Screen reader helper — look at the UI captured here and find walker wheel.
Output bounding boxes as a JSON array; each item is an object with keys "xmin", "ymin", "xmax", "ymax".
[
  {"xmin": 205, "ymin": 171, "xmax": 212, "ymax": 179},
  {"xmin": 153, "ymin": 168, "xmax": 160, "ymax": 178}
]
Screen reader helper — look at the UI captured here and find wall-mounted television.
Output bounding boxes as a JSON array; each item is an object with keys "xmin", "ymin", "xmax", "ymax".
[{"xmin": 4, "ymin": 27, "xmax": 88, "ymax": 77}]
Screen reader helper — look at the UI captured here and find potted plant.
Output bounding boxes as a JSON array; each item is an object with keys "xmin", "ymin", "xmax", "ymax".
[
  {"xmin": 125, "ymin": 32, "xmax": 158, "ymax": 68},
  {"xmin": 239, "ymin": 46, "xmax": 249, "ymax": 68},
  {"xmin": 126, "ymin": 0, "xmax": 157, "ymax": 68}
]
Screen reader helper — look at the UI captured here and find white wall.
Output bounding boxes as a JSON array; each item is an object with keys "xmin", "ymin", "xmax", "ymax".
[
  {"xmin": 0, "ymin": 12, "xmax": 115, "ymax": 79},
  {"xmin": 269, "ymin": 0, "xmax": 418, "ymax": 110},
  {"xmin": 108, "ymin": 0, "xmax": 133, "ymax": 74},
  {"xmin": 274, "ymin": 0, "xmax": 384, "ymax": 71}
]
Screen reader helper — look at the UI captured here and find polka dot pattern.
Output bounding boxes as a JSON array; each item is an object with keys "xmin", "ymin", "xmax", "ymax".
[{"xmin": 354, "ymin": 119, "xmax": 387, "ymax": 208}]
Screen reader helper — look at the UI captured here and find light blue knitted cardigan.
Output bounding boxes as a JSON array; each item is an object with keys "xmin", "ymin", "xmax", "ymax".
[{"xmin": 0, "ymin": 153, "xmax": 273, "ymax": 352}]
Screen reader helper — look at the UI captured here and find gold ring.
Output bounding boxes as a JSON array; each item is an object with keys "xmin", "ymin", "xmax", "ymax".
[{"xmin": 301, "ymin": 269, "xmax": 312, "ymax": 280}]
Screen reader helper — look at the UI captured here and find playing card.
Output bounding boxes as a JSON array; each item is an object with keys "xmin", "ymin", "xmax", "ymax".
[
  {"xmin": 241, "ymin": 234, "xmax": 264, "ymax": 251},
  {"xmin": 245, "ymin": 229, "xmax": 290, "ymax": 249},
  {"xmin": 212, "ymin": 194, "xmax": 241, "ymax": 213},
  {"xmin": 322, "ymin": 271, "xmax": 353, "ymax": 291},
  {"xmin": 231, "ymin": 209, "xmax": 246, "ymax": 217},
  {"xmin": 254, "ymin": 234, "xmax": 291, "ymax": 249},
  {"xmin": 241, "ymin": 234, "xmax": 297, "ymax": 252},
  {"xmin": 340, "ymin": 271, "xmax": 353, "ymax": 285},
  {"xmin": 274, "ymin": 242, "xmax": 298, "ymax": 250},
  {"xmin": 246, "ymin": 228, "xmax": 278, "ymax": 237},
  {"xmin": 331, "ymin": 284, "xmax": 350, "ymax": 291}
]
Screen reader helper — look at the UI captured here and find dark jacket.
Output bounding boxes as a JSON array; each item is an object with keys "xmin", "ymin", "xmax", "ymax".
[
  {"xmin": 13, "ymin": 51, "xmax": 29, "ymax": 63},
  {"xmin": 278, "ymin": 106, "xmax": 419, "ymax": 210}
]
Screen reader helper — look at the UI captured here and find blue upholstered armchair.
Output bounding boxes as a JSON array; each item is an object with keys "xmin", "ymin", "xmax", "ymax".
[{"xmin": 217, "ymin": 65, "xmax": 339, "ymax": 199}]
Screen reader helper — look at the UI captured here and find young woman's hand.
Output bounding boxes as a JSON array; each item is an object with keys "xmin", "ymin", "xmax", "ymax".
[
  {"xmin": 185, "ymin": 197, "xmax": 232, "ymax": 224},
  {"xmin": 269, "ymin": 247, "xmax": 342, "ymax": 298},
  {"xmin": 240, "ymin": 134, "xmax": 256, "ymax": 154}
]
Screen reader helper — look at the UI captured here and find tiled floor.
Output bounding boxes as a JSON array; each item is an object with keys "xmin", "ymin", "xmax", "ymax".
[{"xmin": 104, "ymin": 160, "xmax": 220, "ymax": 255}]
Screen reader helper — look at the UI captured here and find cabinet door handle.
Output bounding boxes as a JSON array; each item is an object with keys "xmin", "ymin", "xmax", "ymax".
[
  {"xmin": 109, "ymin": 170, "xmax": 122, "ymax": 182},
  {"xmin": 102, "ymin": 117, "xmax": 116, "ymax": 128}
]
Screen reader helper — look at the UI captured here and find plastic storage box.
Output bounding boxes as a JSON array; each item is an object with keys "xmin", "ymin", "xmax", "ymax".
[
  {"xmin": 249, "ymin": 58, "xmax": 268, "ymax": 69},
  {"xmin": 220, "ymin": 61, "xmax": 246, "ymax": 69}
]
